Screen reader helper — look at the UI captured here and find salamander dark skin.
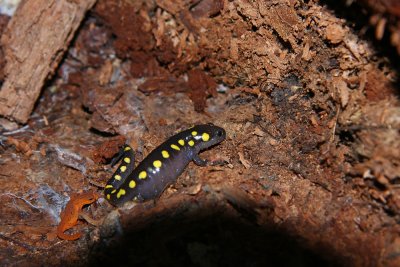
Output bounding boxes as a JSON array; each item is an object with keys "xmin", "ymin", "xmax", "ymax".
[{"xmin": 104, "ymin": 124, "xmax": 226, "ymax": 206}]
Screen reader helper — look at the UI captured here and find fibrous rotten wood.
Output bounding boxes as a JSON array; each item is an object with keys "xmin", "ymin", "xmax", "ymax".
[{"xmin": 0, "ymin": 0, "xmax": 97, "ymax": 123}]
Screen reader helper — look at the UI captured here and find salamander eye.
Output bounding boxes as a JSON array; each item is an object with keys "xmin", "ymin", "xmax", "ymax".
[{"xmin": 216, "ymin": 130, "xmax": 223, "ymax": 137}]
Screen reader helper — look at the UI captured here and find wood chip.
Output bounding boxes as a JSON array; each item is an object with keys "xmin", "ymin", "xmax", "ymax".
[
  {"xmin": 326, "ymin": 24, "xmax": 345, "ymax": 44},
  {"xmin": 253, "ymin": 127, "xmax": 265, "ymax": 137},
  {"xmin": 238, "ymin": 151, "xmax": 251, "ymax": 169},
  {"xmin": 335, "ymin": 79, "xmax": 350, "ymax": 108}
]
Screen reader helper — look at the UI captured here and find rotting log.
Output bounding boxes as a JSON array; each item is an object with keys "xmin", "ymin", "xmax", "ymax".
[{"xmin": 0, "ymin": 0, "xmax": 97, "ymax": 124}]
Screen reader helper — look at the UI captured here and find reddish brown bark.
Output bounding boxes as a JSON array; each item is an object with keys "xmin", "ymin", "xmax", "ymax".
[{"xmin": 0, "ymin": 0, "xmax": 96, "ymax": 123}]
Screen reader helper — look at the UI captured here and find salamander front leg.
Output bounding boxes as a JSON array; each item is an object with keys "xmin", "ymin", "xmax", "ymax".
[
  {"xmin": 193, "ymin": 154, "xmax": 227, "ymax": 167},
  {"xmin": 192, "ymin": 154, "xmax": 208, "ymax": 166}
]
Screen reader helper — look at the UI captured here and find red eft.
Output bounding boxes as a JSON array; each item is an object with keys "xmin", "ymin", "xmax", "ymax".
[{"xmin": 57, "ymin": 191, "xmax": 99, "ymax": 241}]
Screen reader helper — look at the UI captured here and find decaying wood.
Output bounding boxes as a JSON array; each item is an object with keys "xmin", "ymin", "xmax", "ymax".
[
  {"xmin": 356, "ymin": 0, "xmax": 400, "ymax": 54},
  {"xmin": 1, "ymin": 0, "xmax": 400, "ymax": 266},
  {"xmin": 0, "ymin": 0, "xmax": 97, "ymax": 124}
]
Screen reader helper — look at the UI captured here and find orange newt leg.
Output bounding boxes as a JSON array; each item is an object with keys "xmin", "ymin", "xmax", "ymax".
[
  {"xmin": 79, "ymin": 212, "xmax": 103, "ymax": 226},
  {"xmin": 56, "ymin": 229, "xmax": 81, "ymax": 241}
]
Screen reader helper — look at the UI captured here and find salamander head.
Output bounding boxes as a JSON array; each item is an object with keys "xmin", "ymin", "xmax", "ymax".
[{"xmin": 190, "ymin": 123, "xmax": 226, "ymax": 151}]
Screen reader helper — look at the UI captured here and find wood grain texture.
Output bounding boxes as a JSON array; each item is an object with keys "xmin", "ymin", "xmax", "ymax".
[{"xmin": 0, "ymin": 0, "xmax": 97, "ymax": 123}]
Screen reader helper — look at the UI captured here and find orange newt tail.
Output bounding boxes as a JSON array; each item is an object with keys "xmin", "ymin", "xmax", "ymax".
[{"xmin": 57, "ymin": 190, "xmax": 99, "ymax": 241}]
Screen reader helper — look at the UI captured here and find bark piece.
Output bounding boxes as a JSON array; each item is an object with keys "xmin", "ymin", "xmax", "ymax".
[
  {"xmin": 187, "ymin": 69, "xmax": 217, "ymax": 112},
  {"xmin": 0, "ymin": 0, "xmax": 97, "ymax": 123}
]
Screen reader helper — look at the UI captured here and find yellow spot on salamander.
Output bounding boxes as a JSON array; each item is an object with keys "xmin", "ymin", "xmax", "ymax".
[
  {"xmin": 117, "ymin": 189, "xmax": 126, "ymax": 198},
  {"xmin": 178, "ymin": 139, "xmax": 185, "ymax": 146},
  {"xmin": 139, "ymin": 171, "xmax": 147, "ymax": 179},
  {"xmin": 115, "ymin": 174, "xmax": 122, "ymax": 181},
  {"xmin": 153, "ymin": 160, "xmax": 162, "ymax": 168},
  {"xmin": 124, "ymin": 157, "xmax": 131, "ymax": 164},
  {"xmin": 120, "ymin": 166, "xmax": 127, "ymax": 172},
  {"xmin": 111, "ymin": 189, "xmax": 116, "ymax": 194},
  {"xmin": 162, "ymin": 150, "xmax": 170, "ymax": 158},
  {"xmin": 129, "ymin": 180, "xmax": 136, "ymax": 188},
  {"xmin": 188, "ymin": 140, "xmax": 195, "ymax": 146},
  {"xmin": 171, "ymin": 144, "xmax": 180, "ymax": 151},
  {"xmin": 105, "ymin": 185, "xmax": 113, "ymax": 189},
  {"xmin": 106, "ymin": 194, "xmax": 111, "ymax": 200},
  {"xmin": 202, "ymin": 132, "xmax": 210, "ymax": 142},
  {"xmin": 191, "ymin": 131, "xmax": 198, "ymax": 136},
  {"xmin": 124, "ymin": 146, "xmax": 131, "ymax": 151}
]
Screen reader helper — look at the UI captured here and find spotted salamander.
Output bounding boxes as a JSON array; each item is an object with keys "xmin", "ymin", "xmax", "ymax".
[{"xmin": 104, "ymin": 124, "xmax": 226, "ymax": 206}]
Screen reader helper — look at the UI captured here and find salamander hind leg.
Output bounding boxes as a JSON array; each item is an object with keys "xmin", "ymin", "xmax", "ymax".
[
  {"xmin": 111, "ymin": 145, "xmax": 135, "ymax": 167},
  {"xmin": 105, "ymin": 145, "xmax": 135, "ymax": 199}
]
